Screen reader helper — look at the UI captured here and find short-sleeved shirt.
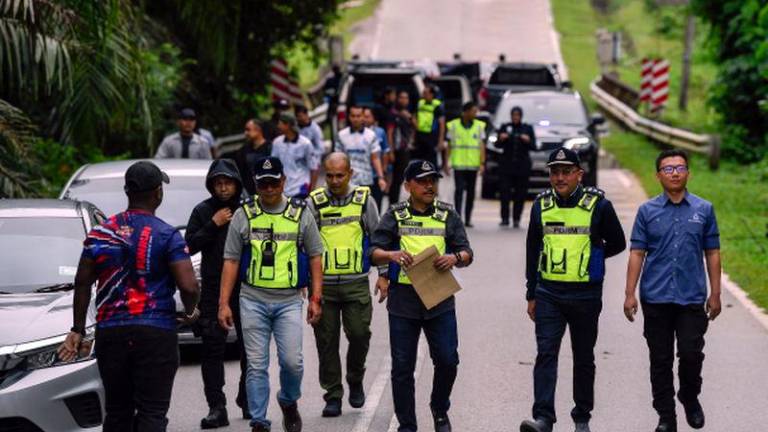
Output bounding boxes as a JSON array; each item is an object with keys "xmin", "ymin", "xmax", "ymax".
[
  {"xmin": 336, "ymin": 126, "xmax": 381, "ymax": 186},
  {"xmin": 271, "ymin": 134, "xmax": 317, "ymax": 197},
  {"xmin": 630, "ymin": 191, "xmax": 720, "ymax": 305},
  {"xmin": 299, "ymin": 121, "xmax": 325, "ymax": 169},
  {"xmin": 82, "ymin": 210, "xmax": 190, "ymax": 330}
]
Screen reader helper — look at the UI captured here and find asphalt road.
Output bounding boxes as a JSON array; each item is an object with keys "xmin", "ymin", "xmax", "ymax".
[{"xmin": 168, "ymin": 1, "xmax": 768, "ymax": 430}]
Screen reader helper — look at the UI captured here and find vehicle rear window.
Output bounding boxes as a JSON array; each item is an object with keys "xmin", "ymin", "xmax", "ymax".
[
  {"xmin": 349, "ymin": 74, "xmax": 419, "ymax": 110},
  {"xmin": 433, "ymin": 80, "xmax": 463, "ymax": 100},
  {"xmin": 489, "ymin": 68, "xmax": 556, "ymax": 86}
]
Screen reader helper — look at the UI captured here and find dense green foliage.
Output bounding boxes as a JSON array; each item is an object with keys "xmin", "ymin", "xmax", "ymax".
[{"xmin": 691, "ymin": 0, "xmax": 768, "ymax": 162}]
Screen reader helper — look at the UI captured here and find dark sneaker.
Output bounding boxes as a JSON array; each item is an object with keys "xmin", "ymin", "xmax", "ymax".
[
  {"xmin": 279, "ymin": 401, "xmax": 302, "ymax": 432},
  {"xmin": 251, "ymin": 424, "xmax": 271, "ymax": 432},
  {"xmin": 574, "ymin": 422, "xmax": 591, "ymax": 432},
  {"xmin": 655, "ymin": 418, "xmax": 677, "ymax": 432},
  {"xmin": 322, "ymin": 398, "xmax": 342, "ymax": 417},
  {"xmin": 682, "ymin": 399, "xmax": 705, "ymax": 429},
  {"xmin": 432, "ymin": 411, "xmax": 452, "ymax": 432},
  {"xmin": 520, "ymin": 418, "xmax": 553, "ymax": 432},
  {"xmin": 348, "ymin": 382, "xmax": 366, "ymax": 408}
]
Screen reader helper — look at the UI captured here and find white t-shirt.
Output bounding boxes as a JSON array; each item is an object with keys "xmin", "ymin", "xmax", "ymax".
[
  {"xmin": 336, "ymin": 126, "xmax": 381, "ymax": 186},
  {"xmin": 271, "ymin": 134, "xmax": 316, "ymax": 197}
]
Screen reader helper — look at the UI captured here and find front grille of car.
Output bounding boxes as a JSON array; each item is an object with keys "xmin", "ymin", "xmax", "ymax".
[
  {"xmin": 64, "ymin": 391, "xmax": 103, "ymax": 428},
  {"xmin": 538, "ymin": 140, "xmax": 563, "ymax": 151},
  {"xmin": 0, "ymin": 417, "xmax": 44, "ymax": 432}
]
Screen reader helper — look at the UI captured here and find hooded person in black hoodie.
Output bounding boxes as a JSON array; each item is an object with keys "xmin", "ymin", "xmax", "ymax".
[{"xmin": 185, "ymin": 159, "xmax": 248, "ymax": 428}]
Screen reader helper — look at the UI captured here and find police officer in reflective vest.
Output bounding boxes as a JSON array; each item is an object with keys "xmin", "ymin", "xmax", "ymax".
[
  {"xmin": 306, "ymin": 153, "xmax": 389, "ymax": 418},
  {"xmin": 371, "ymin": 159, "xmax": 473, "ymax": 432},
  {"xmin": 413, "ymin": 85, "xmax": 446, "ymax": 167},
  {"xmin": 520, "ymin": 148, "xmax": 626, "ymax": 432},
  {"xmin": 444, "ymin": 101, "xmax": 486, "ymax": 227},
  {"xmin": 218, "ymin": 156, "xmax": 325, "ymax": 432}
]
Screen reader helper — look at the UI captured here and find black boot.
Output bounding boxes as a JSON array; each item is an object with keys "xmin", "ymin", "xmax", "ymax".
[
  {"xmin": 200, "ymin": 406, "xmax": 229, "ymax": 429},
  {"xmin": 348, "ymin": 382, "xmax": 366, "ymax": 408},
  {"xmin": 279, "ymin": 401, "xmax": 302, "ymax": 432},
  {"xmin": 681, "ymin": 399, "xmax": 705, "ymax": 429},
  {"xmin": 655, "ymin": 418, "xmax": 677, "ymax": 432},
  {"xmin": 432, "ymin": 410, "xmax": 452, "ymax": 432},
  {"xmin": 520, "ymin": 418, "xmax": 553, "ymax": 432},
  {"xmin": 236, "ymin": 394, "xmax": 252, "ymax": 420},
  {"xmin": 322, "ymin": 399, "xmax": 342, "ymax": 417}
]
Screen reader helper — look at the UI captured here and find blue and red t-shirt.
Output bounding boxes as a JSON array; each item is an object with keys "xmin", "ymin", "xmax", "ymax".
[{"xmin": 82, "ymin": 210, "xmax": 190, "ymax": 330}]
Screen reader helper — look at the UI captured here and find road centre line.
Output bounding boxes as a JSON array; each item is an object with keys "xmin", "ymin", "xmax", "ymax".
[{"xmin": 387, "ymin": 338, "xmax": 428, "ymax": 432}]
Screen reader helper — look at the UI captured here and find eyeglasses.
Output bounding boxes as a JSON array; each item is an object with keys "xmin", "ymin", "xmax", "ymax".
[
  {"xmin": 658, "ymin": 165, "xmax": 689, "ymax": 175},
  {"xmin": 256, "ymin": 179, "xmax": 281, "ymax": 190},
  {"xmin": 549, "ymin": 167, "xmax": 578, "ymax": 176}
]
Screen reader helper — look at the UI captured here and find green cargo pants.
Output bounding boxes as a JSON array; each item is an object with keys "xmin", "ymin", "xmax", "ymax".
[{"xmin": 313, "ymin": 278, "xmax": 373, "ymax": 401}]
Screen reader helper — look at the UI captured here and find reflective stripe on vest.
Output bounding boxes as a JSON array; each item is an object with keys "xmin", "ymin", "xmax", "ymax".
[
  {"xmin": 310, "ymin": 186, "xmax": 370, "ymax": 276},
  {"xmin": 417, "ymin": 99, "xmax": 442, "ymax": 133},
  {"xmin": 395, "ymin": 204, "xmax": 448, "ymax": 284},
  {"xmin": 447, "ymin": 118, "xmax": 485, "ymax": 170},
  {"xmin": 243, "ymin": 197, "xmax": 302, "ymax": 289},
  {"xmin": 538, "ymin": 192, "xmax": 597, "ymax": 283}
]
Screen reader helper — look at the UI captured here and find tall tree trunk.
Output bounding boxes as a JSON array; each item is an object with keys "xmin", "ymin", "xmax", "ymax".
[{"xmin": 679, "ymin": 14, "xmax": 695, "ymax": 111}]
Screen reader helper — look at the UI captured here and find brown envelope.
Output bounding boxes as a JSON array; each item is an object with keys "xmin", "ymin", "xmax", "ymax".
[{"xmin": 404, "ymin": 245, "xmax": 462, "ymax": 310}]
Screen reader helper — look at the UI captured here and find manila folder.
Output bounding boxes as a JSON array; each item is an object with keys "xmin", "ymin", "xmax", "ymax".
[{"xmin": 404, "ymin": 245, "xmax": 462, "ymax": 310}]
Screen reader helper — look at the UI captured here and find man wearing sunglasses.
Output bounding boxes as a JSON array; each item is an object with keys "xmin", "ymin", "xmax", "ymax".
[
  {"xmin": 624, "ymin": 149, "xmax": 721, "ymax": 432},
  {"xmin": 218, "ymin": 156, "xmax": 324, "ymax": 432},
  {"xmin": 370, "ymin": 159, "xmax": 473, "ymax": 432},
  {"xmin": 306, "ymin": 152, "xmax": 388, "ymax": 418},
  {"xmin": 521, "ymin": 147, "xmax": 626, "ymax": 432}
]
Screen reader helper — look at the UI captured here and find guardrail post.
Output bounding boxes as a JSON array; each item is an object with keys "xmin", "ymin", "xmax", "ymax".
[{"xmin": 708, "ymin": 135, "xmax": 721, "ymax": 171}]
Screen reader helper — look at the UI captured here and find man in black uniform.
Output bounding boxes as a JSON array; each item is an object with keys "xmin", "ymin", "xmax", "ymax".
[
  {"xmin": 185, "ymin": 159, "xmax": 249, "ymax": 427},
  {"xmin": 497, "ymin": 106, "xmax": 536, "ymax": 227},
  {"xmin": 370, "ymin": 160, "xmax": 473, "ymax": 432},
  {"xmin": 520, "ymin": 148, "xmax": 626, "ymax": 432},
  {"xmin": 221, "ymin": 119, "xmax": 271, "ymax": 196}
]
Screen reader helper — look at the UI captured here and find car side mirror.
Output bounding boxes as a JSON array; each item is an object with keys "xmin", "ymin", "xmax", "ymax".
[
  {"xmin": 590, "ymin": 113, "xmax": 605, "ymax": 126},
  {"xmin": 562, "ymin": 80, "xmax": 573, "ymax": 88}
]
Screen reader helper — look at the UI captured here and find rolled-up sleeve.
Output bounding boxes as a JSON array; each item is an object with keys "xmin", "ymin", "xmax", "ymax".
[
  {"xmin": 703, "ymin": 204, "xmax": 720, "ymax": 250},
  {"xmin": 630, "ymin": 206, "xmax": 648, "ymax": 250}
]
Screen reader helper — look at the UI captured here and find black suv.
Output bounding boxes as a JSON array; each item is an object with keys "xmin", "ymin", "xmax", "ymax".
[{"xmin": 481, "ymin": 89, "xmax": 604, "ymax": 199}]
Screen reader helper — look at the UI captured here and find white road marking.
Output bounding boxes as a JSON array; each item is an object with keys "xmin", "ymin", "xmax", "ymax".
[
  {"xmin": 387, "ymin": 338, "xmax": 428, "ymax": 432},
  {"xmin": 351, "ymin": 355, "xmax": 392, "ymax": 432}
]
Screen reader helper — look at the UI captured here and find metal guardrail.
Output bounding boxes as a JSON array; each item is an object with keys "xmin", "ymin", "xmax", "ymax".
[{"xmin": 590, "ymin": 75, "xmax": 720, "ymax": 170}]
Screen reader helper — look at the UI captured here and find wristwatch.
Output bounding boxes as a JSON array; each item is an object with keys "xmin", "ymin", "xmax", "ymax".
[{"xmin": 454, "ymin": 251, "xmax": 463, "ymax": 266}]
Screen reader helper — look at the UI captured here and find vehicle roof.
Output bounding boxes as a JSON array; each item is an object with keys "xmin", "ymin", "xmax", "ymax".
[
  {"xmin": 0, "ymin": 199, "xmax": 83, "ymax": 218},
  {"xmin": 500, "ymin": 89, "xmax": 580, "ymax": 100},
  {"xmin": 349, "ymin": 68, "xmax": 423, "ymax": 76},
  {"xmin": 74, "ymin": 159, "xmax": 211, "ymax": 180},
  {"xmin": 494, "ymin": 62, "xmax": 556, "ymax": 70}
]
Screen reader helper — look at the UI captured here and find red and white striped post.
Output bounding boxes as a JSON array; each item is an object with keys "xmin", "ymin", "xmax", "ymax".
[
  {"xmin": 269, "ymin": 58, "xmax": 304, "ymax": 106},
  {"xmin": 650, "ymin": 58, "xmax": 669, "ymax": 114},
  {"xmin": 639, "ymin": 58, "xmax": 653, "ymax": 105}
]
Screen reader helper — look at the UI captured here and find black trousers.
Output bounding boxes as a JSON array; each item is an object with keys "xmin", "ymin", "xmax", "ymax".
[
  {"xmin": 500, "ymin": 173, "xmax": 528, "ymax": 223},
  {"xmin": 389, "ymin": 148, "xmax": 411, "ymax": 205},
  {"xmin": 199, "ymin": 289, "xmax": 247, "ymax": 410},
  {"xmin": 642, "ymin": 302, "xmax": 708, "ymax": 421},
  {"xmin": 453, "ymin": 170, "xmax": 477, "ymax": 224},
  {"xmin": 96, "ymin": 325, "xmax": 179, "ymax": 432},
  {"xmin": 533, "ymin": 295, "xmax": 602, "ymax": 424}
]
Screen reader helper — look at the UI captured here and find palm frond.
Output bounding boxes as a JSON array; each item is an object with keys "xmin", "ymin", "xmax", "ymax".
[{"xmin": 0, "ymin": 98, "xmax": 42, "ymax": 197}]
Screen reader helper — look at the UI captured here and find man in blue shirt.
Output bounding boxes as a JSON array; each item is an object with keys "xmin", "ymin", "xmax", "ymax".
[
  {"xmin": 59, "ymin": 161, "xmax": 201, "ymax": 431},
  {"xmin": 624, "ymin": 149, "xmax": 722, "ymax": 432}
]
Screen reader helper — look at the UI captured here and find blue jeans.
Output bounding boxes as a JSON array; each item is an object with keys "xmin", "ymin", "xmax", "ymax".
[
  {"xmin": 533, "ymin": 294, "xmax": 602, "ymax": 424},
  {"xmin": 389, "ymin": 310, "xmax": 459, "ymax": 432},
  {"xmin": 240, "ymin": 296, "xmax": 304, "ymax": 428}
]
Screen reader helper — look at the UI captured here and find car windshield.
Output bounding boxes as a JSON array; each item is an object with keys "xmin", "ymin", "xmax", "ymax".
[
  {"xmin": 349, "ymin": 74, "xmax": 420, "ymax": 111},
  {"xmin": 489, "ymin": 67, "xmax": 556, "ymax": 86},
  {"xmin": 0, "ymin": 217, "xmax": 85, "ymax": 293},
  {"xmin": 494, "ymin": 95, "xmax": 588, "ymax": 128},
  {"xmin": 65, "ymin": 176, "xmax": 209, "ymax": 228}
]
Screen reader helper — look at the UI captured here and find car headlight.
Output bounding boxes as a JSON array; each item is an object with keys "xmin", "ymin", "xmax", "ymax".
[
  {"xmin": 19, "ymin": 326, "xmax": 96, "ymax": 371},
  {"xmin": 563, "ymin": 137, "xmax": 591, "ymax": 151}
]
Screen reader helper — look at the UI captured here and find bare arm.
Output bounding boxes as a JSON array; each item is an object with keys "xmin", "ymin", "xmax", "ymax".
[
  {"xmin": 623, "ymin": 249, "xmax": 646, "ymax": 322},
  {"xmin": 217, "ymin": 259, "xmax": 240, "ymax": 330},
  {"xmin": 705, "ymin": 249, "xmax": 722, "ymax": 320},
  {"xmin": 58, "ymin": 256, "xmax": 97, "ymax": 361},
  {"xmin": 307, "ymin": 255, "xmax": 323, "ymax": 325},
  {"xmin": 371, "ymin": 152, "xmax": 385, "ymax": 179},
  {"xmin": 170, "ymin": 259, "xmax": 200, "ymax": 314}
]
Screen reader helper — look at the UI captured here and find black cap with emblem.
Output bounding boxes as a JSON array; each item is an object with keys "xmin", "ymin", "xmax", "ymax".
[
  {"xmin": 405, "ymin": 159, "xmax": 443, "ymax": 181},
  {"xmin": 547, "ymin": 147, "xmax": 581, "ymax": 167},
  {"xmin": 124, "ymin": 161, "xmax": 170, "ymax": 193},
  {"xmin": 253, "ymin": 156, "xmax": 284, "ymax": 180}
]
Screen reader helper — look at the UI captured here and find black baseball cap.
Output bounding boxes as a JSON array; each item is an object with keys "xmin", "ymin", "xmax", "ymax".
[
  {"xmin": 405, "ymin": 159, "xmax": 443, "ymax": 181},
  {"xmin": 178, "ymin": 108, "xmax": 196, "ymax": 119},
  {"xmin": 253, "ymin": 156, "xmax": 284, "ymax": 180},
  {"xmin": 124, "ymin": 161, "xmax": 169, "ymax": 193},
  {"xmin": 547, "ymin": 147, "xmax": 581, "ymax": 167},
  {"xmin": 274, "ymin": 99, "xmax": 290, "ymax": 110}
]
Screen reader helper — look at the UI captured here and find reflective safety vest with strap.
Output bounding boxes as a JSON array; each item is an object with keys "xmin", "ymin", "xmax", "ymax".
[
  {"xmin": 310, "ymin": 186, "xmax": 371, "ymax": 275},
  {"xmin": 394, "ymin": 202, "xmax": 449, "ymax": 284},
  {"xmin": 243, "ymin": 197, "xmax": 303, "ymax": 289},
  {"xmin": 538, "ymin": 190, "xmax": 599, "ymax": 283},
  {"xmin": 417, "ymin": 99, "xmax": 442, "ymax": 133},
  {"xmin": 447, "ymin": 118, "xmax": 485, "ymax": 170}
]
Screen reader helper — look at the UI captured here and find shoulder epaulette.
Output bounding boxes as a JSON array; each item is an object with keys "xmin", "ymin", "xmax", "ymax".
[
  {"xmin": 283, "ymin": 197, "xmax": 306, "ymax": 221},
  {"xmin": 537, "ymin": 189, "xmax": 555, "ymax": 212},
  {"xmin": 392, "ymin": 202, "xmax": 411, "ymax": 221},
  {"xmin": 579, "ymin": 187, "xmax": 604, "ymax": 211},
  {"xmin": 583, "ymin": 186, "xmax": 605, "ymax": 199},
  {"xmin": 435, "ymin": 200, "xmax": 453, "ymax": 211},
  {"xmin": 309, "ymin": 188, "xmax": 329, "ymax": 208},
  {"xmin": 391, "ymin": 202, "xmax": 408, "ymax": 211},
  {"xmin": 433, "ymin": 200, "xmax": 452, "ymax": 222},
  {"xmin": 352, "ymin": 186, "xmax": 370, "ymax": 206}
]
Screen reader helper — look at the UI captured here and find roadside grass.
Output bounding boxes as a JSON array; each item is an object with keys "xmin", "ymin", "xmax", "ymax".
[
  {"xmin": 553, "ymin": 0, "xmax": 768, "ymax": 309},
  {"xmin": 287, "ymin": 0, "xmax": 381, "ymax": 88}
]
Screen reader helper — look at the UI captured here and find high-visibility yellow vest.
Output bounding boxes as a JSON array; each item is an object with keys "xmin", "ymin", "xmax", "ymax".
[
  {"xmin": 538, "ymin": 190, "xmax": 600, "ymax": 283},
  {"xmin": 310, "ymin": 186, "xmax": 371, "ymax": 275},
  {"xmin": 417, "ymin": 99, "xmax": 442, "ymax": 133},
  {"xmin": 393, "ymin": 201, "xmax": 449, "ymax": 284},
  {"xmin": 447, "ymin": 118, "xmax": 485, "ymax": 170},
  {"xmin": 242, "ymin": 197, "xmax": 304, "ymax": 289}
]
